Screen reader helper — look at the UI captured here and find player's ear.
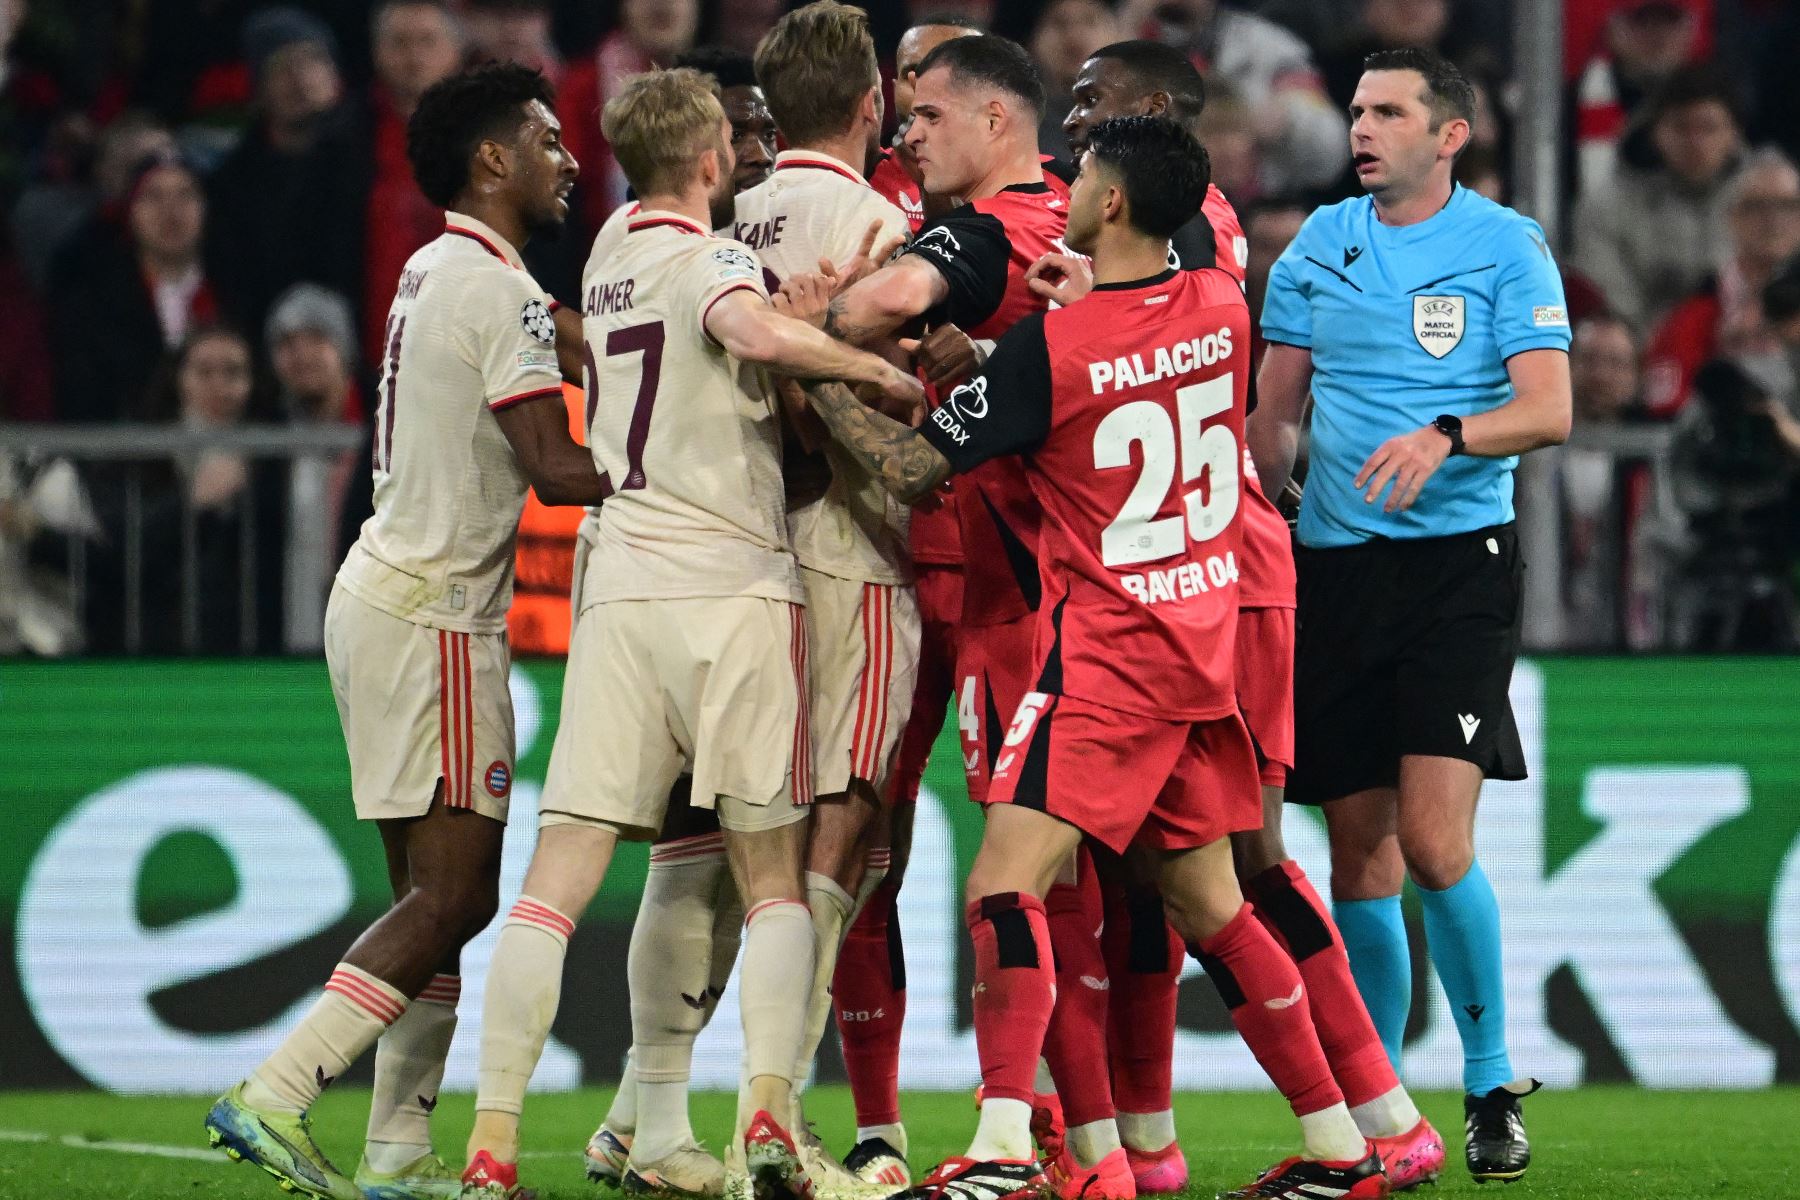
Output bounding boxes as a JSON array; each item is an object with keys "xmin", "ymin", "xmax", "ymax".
[
  {"xmin": 475, "ymin": 136, "xmax": 509, "ymax": 185},
  {"xmin": 1105, "ymin": 182, "xmax": 1125, "ymax": 224},
  {"xmin": 1442, "ymin": 116, "xmax": 1471, "ymax": 161},
  {"xmin": 1145, "ymin": 90, "xmax": 1170, "ymax": 118},
  {"xmin": 864, "ymin": 85, "xmax": 882, "ymax": 126}
]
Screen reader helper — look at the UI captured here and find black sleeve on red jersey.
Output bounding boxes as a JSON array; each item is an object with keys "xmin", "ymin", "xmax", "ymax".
[
  {"xmin": 920, "ymin": 312, "xmax": 1052, "ymax": 474},
  {"xmin": 901, "ymin": 208, "xmax": 1011, "ymax": 331},
  {"xmin": 1042, "ymin": 157, "xmax": 1078, "ymax": 186},
  {"xmin": 1170, "ymin": 210, "xmax": 1218, "ymax": 272}
]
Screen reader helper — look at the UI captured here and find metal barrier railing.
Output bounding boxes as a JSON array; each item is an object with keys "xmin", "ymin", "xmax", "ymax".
[
  {"xmin": 0, "ymin": 423, "xmax": 364, "ymax": 656},
  {"xmin": 0, "ymin": 420, "xmax": 1731, "ymax": 655}
]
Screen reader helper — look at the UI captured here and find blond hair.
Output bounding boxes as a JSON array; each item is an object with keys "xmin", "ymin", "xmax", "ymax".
[
  {"xmin": 601, "ymin": 68, "xmax": 726, "ymax": 197},
  {"xmin": 754, "ymin": 1, "xmax": 878, "ymax": 146}
]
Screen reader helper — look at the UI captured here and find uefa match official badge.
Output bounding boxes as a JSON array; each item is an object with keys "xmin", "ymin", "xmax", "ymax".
[{"xmin": 1413, "ymin": 294, "xmax": 1465, "ymax": 358}]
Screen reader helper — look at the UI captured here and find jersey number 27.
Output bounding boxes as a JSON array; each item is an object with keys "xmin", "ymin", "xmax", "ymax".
[
  {"xmin": 585, "ymin": 321, "xmax": 666, "ymax": 491},
  {"xmin": 1093, "ymin": 374, "xmax": 1239, "ymax": 568}
]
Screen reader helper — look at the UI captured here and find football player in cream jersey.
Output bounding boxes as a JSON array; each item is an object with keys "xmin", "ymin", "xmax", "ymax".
[
  {"xmin": 206, "ymin": 64, "xmax": 607, "ymax": 1200},
  {"xmin": 461, "ymin": 68, "xmax": 922, "ymax": 1200}
]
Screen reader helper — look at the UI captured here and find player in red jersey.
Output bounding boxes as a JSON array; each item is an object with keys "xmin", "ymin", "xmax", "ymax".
[
  {"xmin": 793, "ymin": 116, "xmax": 1391, "ymax": 1200},
  {"xmin": 830, "ymin": 18, "xmax": 988, "ymax": 1184},
  {"xmin": 1043, "ymin": 41, "xmax": 1444, "ymax": 1195},
  {"xmin": 820, "ymin": 34, "xmax": 1111, "ymax": 1190}
]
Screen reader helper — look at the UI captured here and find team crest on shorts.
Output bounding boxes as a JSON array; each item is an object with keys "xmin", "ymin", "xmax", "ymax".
[
  {"xmin": 520, "ymin": 298, "xmax": 556, "ymax": 345},
  {"xmin": 1412, "ymin": 295, "xmax": 1465, "ymax": 358},
  {"xmin": 485, "ymin": 760, "xmax": 512, "ymax": 798}
]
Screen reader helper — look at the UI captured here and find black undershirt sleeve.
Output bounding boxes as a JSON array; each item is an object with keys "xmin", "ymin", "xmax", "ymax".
[
  {"xmin": 901, "ymin": 208, "xmax": 1012, "ymax": 331},
  {"xmin": 919, "ymin": 312, "xmax": 1053, "ymax": 473}
]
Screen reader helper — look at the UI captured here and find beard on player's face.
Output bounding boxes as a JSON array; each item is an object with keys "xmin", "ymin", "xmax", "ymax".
[{"xmin": 708, "ymin": 155, "xmax": 737, "ymax": 228}]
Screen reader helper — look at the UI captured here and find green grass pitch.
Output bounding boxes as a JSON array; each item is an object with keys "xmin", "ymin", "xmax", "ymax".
[{"xmin": 1, "ymin": 1086, "xmax": 1796, "ymax": 1199}]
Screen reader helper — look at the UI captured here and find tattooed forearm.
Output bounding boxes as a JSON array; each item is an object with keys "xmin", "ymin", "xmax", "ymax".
[
  {"xmin": 822, "ymin": 294, "xmax": 884, "ymax": 345},
  {"xmin": 803, "ymin": 380, "xmax": 950, "ymax": 504}
]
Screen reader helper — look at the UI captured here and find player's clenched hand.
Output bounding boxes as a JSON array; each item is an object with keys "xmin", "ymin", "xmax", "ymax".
[
  {"xmin": 1026, "ymin": 251, "xmax": 1093, "ymax": 307},
  {"xmin": 862, "ymin": 364, "xmax": 928, "ymax": 426},
  {"xmin": 897, "ymin": 324, "xmax": 984, "ymax": 388},
  {"xmin": 773, "ymin": 272, "xmax": 834, "ymax": 328},
  {"xmin": 1354, "ymin": 425, "xmax": 1452, "ymax": 513}
]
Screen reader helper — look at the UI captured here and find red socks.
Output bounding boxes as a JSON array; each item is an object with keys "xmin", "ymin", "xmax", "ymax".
[
  {"xmin": 1191, "ymin": 903, "xmax": 1343, "ymax": 1118},
  {"xmin": 966, "ymin": 892, "xmax": 1055, "ymax": 1106},
  {"xmin": 1042, "ymin": 850, "xmax": 1115, "ymax": 1127},
  {"xmin": 1246, "ymin": 860, "xmax": 1399, "ymax": 1109},
  {"xmin": 834, "ymin": 875, "xmax": 906, "ymax": 1128},
  {"xmin": 1102, "ymin": 879, "xmax": 1184, "ymax": 1117}
]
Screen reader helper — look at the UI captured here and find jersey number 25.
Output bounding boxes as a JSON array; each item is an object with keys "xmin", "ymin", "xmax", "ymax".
[{"xmin": 1093, "ymin": 374, "xmax": 1239, "ymax": 568}]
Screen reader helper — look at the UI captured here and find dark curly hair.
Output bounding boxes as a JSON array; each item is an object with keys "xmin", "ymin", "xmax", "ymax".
[{"xmin": 407, "ymin": 63, "xmax": 557, "ymax": 209}]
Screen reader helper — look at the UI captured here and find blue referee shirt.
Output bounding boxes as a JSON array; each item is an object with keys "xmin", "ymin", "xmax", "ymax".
[{"xmin": 1260, "ymin": 185, "xmax": 1571, "ymax": 548}]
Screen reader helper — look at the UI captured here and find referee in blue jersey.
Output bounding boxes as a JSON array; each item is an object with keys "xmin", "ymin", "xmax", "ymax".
[{"xmin": 1250, "ymin": 48, "xmax": 1571, "ymax": 1184}]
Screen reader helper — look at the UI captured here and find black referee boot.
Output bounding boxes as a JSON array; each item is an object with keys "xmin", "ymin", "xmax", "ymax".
[{"xmin": 1464, "ymin": 1079, "xmax": 1541, "ymax": 1183}]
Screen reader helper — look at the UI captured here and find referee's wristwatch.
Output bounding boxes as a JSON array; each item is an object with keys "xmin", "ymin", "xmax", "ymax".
[{"xmin": 1431, "ymin": 413, "xmax": 1465, "ymax": 456}]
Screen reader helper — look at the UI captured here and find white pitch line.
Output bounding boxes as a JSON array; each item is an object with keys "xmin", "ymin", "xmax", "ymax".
[{"xmin": 0, "ymin": 1127, "xmax": 223, "ymax": 1162}]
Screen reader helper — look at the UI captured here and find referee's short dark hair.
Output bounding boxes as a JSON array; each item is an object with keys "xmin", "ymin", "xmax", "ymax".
[
  {"xmin": 916, "ymin": 33, "xmax": 1044, "ymax": 119},
  {"xmin": 1363, "ymin": 47, "xmax": 1475, "ymax": 135},
  {"xmin": 1087, "ymin": 115, "xmax": 1210, "ymax": 240},
  {"xmin": 408, "ymin": 62, "xmax": 556, "ymax": 208},
  {"xmin": 1087, "ymin": 40, "xmax": 1207, "ymax": 128}
]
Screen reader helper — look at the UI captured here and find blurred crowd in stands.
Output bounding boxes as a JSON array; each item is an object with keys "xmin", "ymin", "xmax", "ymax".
[{"xmin": 2, "ymin": 0, "xmax": 1800, "ymax": 654}]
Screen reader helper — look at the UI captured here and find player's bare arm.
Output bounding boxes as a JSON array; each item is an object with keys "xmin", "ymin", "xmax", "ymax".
[
  {"xmin": 1355, "ymin": 347, "xmax": 1571, "ymax": 512},
  {"xmin": 493, "ymin": 393, "xmax": 613, "ymax": 505},
  {"xmin": 796, "ymin": 378, "xmax": 950, "ymax": 504},
  {"xmin": 823, "ymin": 253, "xmax": 948, "ymax": 344},
  {"xmin": 1248, "ymin": 342, "xmax": 1314, "ymax": 496},
  {"xmin": 552, "ymin": 305, "xmax": 587, "ymax": 383},
  {"xmin": 705, "ymin": 287, "xmax": 925, "ymax": 418}
]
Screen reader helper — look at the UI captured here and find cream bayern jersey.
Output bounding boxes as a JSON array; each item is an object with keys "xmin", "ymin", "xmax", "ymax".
[
  {"xmin": 337, "ymin": 213, "xmax": 565, "ymax": 634},
  {"xmin": 730, "ymin": 151, "xmax": 912, "ymax": 584},
  {"xmin": 578, "ymin": 208, "xmax": 804, "ymax": 605}
]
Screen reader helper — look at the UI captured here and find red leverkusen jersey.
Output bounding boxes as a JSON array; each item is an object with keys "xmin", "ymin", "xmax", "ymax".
[
  {"xmin": 870, "ymin": 148, "xmax": 926, "ymax": 235},
  {"xmin": 1172, "ymin": 184, "xmax": 1248, "ymax": 285},
  {"xmin": 919, "ymin": 267, "xmax": 1251, "ymax": 721},
  {"xmin": 903, "ymin": 175, "xmax": 1071, "ymax": 626},
  {"xmin": 1170, "ymin": 183, "xmax": 1293, "ymax": 609}
]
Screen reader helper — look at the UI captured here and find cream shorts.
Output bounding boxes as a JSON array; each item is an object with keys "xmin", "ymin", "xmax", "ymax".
[
  {"xmin": 324, "ymin": 584, "xmax": 514, "ymax": 822},
  {"xmin": 800, "ymin": 568, "xmax": 921, "ymax": 797},
  {"xmin": 540, "ymin": 596, "xmax": 812, "ymax": 838}
]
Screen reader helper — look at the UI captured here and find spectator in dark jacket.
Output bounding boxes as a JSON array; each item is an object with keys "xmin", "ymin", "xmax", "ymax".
[
  {"xmin": 54, "ymin": 153, "xmax": 223, "ymax": 423},
  {"xmin": 206, "ymin": 7, "xmax": 365, "ymax": 344},
  {"xmin": 85, "ymin": 326, "xmax": 286, "ymax": 654}
]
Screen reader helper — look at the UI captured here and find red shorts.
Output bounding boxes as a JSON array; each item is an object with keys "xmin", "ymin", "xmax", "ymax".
[
  {"xmin": 955, "ymin": 612, "xmax": 1037, "ymax": 804},
  {"xmin": 891, "ymin": 564, "xmax": 964, "ymax": 805},
  {"xmin": 1235, "ymin": 606, "xmax": 1296, "ymax": 787},
  {"xmin": 988, "ymin": 692, "xmax": 1262, "ymax": 854}
]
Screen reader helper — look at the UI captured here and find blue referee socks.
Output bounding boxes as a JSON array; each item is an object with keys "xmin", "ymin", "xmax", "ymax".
[
  {"xmin": 1333, "ymin": 894, "xmax": 1410, "ymax": 1070},
  {"xmin": 1418, "ymin": 859, "xmax": 1514, "ymax": 1096}
]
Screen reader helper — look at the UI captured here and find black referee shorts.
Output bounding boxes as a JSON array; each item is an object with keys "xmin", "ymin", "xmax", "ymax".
[{"xmin": 1286, "ymin": 522, "xmax": 1526, "ymax": 806}]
